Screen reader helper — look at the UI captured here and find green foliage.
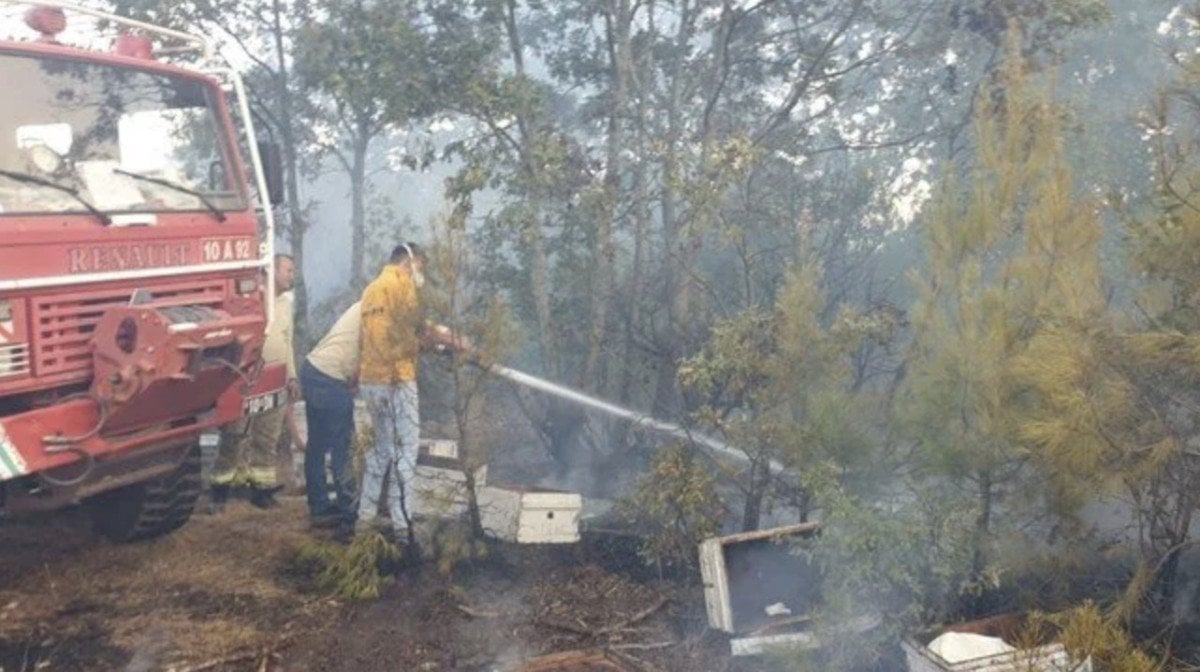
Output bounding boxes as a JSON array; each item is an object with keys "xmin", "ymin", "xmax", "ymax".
[
  {"xmin": 295, "ymin": 0, "xmax": 496, "ymax": 131},
  {"xmin": 680, "ymin": 263, "xmax": 885, "ymax": 533},
  {"xmin": 618, "ymin": 445, "xmax": 724, "ymax": 571},
  {"xmin": 295, "ymin": 1, "xmax": 430, "ymax": 124},
  {"xmin": 292, "ymin": 532, "xmax": 401, "ymax": 601},
  {"xmin": 678, "ymin": 307, "xmax": 775, "ymax": 399},
  {"xmin": 1044, "ymin": 602, "xmax": 1163, "ymax": 672}
]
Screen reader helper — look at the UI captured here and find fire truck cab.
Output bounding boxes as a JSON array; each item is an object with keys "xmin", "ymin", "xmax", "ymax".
[{"xmin": 0, "ymin": 2, "xmax": 288, "ymax": 540}]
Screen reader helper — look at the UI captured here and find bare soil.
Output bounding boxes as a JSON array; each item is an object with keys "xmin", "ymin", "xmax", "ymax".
[{"xmin": 0, "ymin": 498, "xmax": 744, "ymax": 672}]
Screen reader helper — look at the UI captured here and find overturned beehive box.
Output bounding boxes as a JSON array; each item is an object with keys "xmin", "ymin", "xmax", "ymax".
[
  {"xmin": 477, "ymin": 483, "xmax": 582, "ymax": 544},
  {"xmin": 700, "ymin": 522, "xmax": 822, "ymax": 634},
  {"xmin": 700, "ymin": 522, "xmax": 829, "ymax": 655},
  {"xmin": 903, "ymin": 613, "xmax": 1092, "ymax": 672},
  {"xmin": 699, "ymin": 522, "xmax": 879, "ymax": 656}
]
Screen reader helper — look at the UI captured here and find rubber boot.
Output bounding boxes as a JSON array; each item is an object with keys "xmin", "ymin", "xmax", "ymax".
[
  {"xmin": 332, "ymin": 523, "xmax": 355, "ymax": 545},
  {"xmin": 249, "ymin": 485, "xmax": 283, "ymax": 510},
  {"xmin": 208, "ymin": 484, "xmax": 230, "ymax": 515}
]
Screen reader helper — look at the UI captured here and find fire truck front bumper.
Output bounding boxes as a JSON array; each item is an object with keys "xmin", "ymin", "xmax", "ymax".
[{"xmin": 0, "ymin": 363, "xmax": 287, "ymax": 507}]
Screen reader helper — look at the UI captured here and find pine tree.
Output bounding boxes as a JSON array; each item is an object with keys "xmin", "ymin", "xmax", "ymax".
[
  {"xmin": 1016, "ymin": 85, "xmax": 1200, "ymax": 615},
  {"xmin": 902, "ymin": 30, "xmax": 1105, "ymax": 594},
  {"xmin": 679, "ymin": 264, "xmax": 882, "ymax": 531},
  {"xmin": 422, "ymin": 213, "xmax": 522, "ymax": 549}
]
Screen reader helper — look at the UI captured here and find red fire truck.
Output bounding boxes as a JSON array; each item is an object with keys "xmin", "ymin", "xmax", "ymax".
[{"xmin": 0, "ymin": 2, "xmax": 288, "ymax": 540}]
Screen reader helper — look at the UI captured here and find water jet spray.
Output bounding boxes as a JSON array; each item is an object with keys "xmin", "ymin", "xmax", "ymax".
[{"xmin": 475, "ymin": 360, "xmax": 786, "ymax": 474}]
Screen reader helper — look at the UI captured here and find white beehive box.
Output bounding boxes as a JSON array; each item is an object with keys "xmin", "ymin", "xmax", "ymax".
[
  {"xmin": 421, "ymin": 438, "xmax": 460, "ymax": 460},
  {"xmin": 477, "ymin": 484, "xmax": 582, "ymax": 544},
  {"xmin": 728, "ymin": 614, "xmax": 879, "ymax": 657},
  {"xmin": 902, "ymin": 615, "xmax": 1092, "ymax": 672},
  {"xmin": 411, "ymin": 440, "xmax": 487, "ymax": 518}
]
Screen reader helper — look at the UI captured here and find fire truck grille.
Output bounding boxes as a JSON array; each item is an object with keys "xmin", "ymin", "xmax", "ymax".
[
  {"xmin": 32, "ymin": 281, "xmax": 227, "ymax": 379},
  {"xmin": 0, "ymin": 343, "xmax": 30, "ymax": 378}
]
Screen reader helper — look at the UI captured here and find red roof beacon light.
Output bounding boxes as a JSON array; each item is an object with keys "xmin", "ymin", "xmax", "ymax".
[
  {"xmin": 24, "ymin": 5, "xmax": 66, "ymax": 43},
  {"xmin": 115, "ymin": 32, "xmax": 154, "ymax": 59}
]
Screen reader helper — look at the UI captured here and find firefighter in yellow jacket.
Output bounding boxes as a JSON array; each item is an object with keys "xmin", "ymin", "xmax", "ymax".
[
  {"xmin": 210, "ymin": 254, "xmax": 299, "ymax": 511},
  {"xmin": 356, "ymin": 243, "xmax": 462, "ymax": 542}
]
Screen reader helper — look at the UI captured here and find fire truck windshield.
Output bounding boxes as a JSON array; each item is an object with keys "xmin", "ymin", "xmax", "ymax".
[{"xmin": 0, "ymin": 51, "xmax": 244, "ymax": 218}]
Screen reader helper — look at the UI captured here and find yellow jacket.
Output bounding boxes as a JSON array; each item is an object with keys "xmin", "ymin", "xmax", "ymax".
[{"xmin": 359, "ymin": 265, "xmax": 421, "ymax": 384}]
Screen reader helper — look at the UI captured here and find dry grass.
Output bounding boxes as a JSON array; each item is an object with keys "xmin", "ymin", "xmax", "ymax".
[{"xmin": 0, "ymin": 497, "xmax": 338, "ymax": 669}]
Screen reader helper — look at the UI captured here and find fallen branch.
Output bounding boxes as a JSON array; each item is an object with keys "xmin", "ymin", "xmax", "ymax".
[
  {"xmin": 609, "ymin": 648, "xmax": 662, "ymax": 672},
  {"xmin": 609, "ymin": 641, "xmax": 676, "ymax": 651},
  {"xmin": 534, "ymin": 595, "xmax": 669, "ymax": 643},
  {"xmin": 456, "ymin": 604, "xmax": 503, "ymax": 619},
  {"xmin": 514, "ymin": 648, "xmax": 628, "ymax": 671},
  {"xmin": 171, "ymin": 651, "xmax": 259, "ymax": 672},
  {"xmin": 170, "ymin": 634, "xmax": 296, "ymax": 672},
  {"xmin": 534, "ymin": 617, "xmax": 592, "ymax": 637},
  {"xmin": 598, "ymin": 596, "xmax": 668, "ymax": 635},
  {"xmin": 604, "ymin": 626, "xmax": 656, "ymax": 637}
]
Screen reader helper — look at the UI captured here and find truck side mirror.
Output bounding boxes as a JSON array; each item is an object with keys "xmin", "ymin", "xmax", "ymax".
[{"xmin": 257, "ymin": 141, "xmax": 285, "ymax": 206}]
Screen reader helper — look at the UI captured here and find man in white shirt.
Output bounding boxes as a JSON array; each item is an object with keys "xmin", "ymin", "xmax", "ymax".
[{"xmin": 301, "ymin": 301, "xmax": 361, "ymax": 540}]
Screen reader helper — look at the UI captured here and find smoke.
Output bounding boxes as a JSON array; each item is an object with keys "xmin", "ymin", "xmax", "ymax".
[
  {"xmin": 450, "ymin": 579, "xmax": 534, "ymax": 669},
  {"xmin": 121, "ymin": 626, "xmax": 171, "ymax": 672},
  {"xmin": 1173, "ymin": 550, "xmax": 1200, "ymax": 624}
]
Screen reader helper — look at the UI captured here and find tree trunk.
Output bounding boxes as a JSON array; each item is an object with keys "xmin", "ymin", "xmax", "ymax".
[
  {"xmin": 972, "ymin": 472, "xmax": 994, "ymax": 580},
  {"xmin": 528, "ymin": 217, "xmax": 558, "ymax": 376},
  {"xmin": 582, "ymin": 0, "xmax": 632, "ymax": 391},
  {"xmin": 619, "ymin": 150, "xmax": 649, "ymax": 405},
  {"xmin": 650, "ymin": 3, "xmax": 690, "ymax": 417},
  {"xmin": 741, "ymin": 458, "xmax": 770, "ymax": 532},
  {"xmin": 272, "ymin": 0, "xmax": 310, "ymax": 351},
  {"xmin": 349, "ymin": 135, "xmax": 369, "ymax": 286},
  {"xmin": 1148, "ymin": 487, "xmax": 1195, "ymax": 610},
  {"xmin": 503, "ymin": 0, "xmax": 558, "ymax": 379}
]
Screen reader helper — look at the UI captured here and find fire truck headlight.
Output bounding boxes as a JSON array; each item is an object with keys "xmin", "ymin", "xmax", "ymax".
[
  {"xmin": 0, "ymin": 300, "xmax": 10, "ymax": 322},
  {"xmin": 26, "ymin": 144, "xmax": 63, "ymax": 175},
  {"xmin": 236, "ymin": 278, "xmax": 258, "ymax": 295}
]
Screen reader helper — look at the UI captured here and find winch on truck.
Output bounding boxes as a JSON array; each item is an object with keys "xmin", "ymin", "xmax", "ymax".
[{"xmin": 0, "ymin": 2, "xmax": 288, "ymax": 540}]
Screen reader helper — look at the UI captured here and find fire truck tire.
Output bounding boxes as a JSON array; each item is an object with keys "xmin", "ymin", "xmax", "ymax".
[{"xmin": 89, "ymin": 443, "xmax": 203, "ymax": 542}]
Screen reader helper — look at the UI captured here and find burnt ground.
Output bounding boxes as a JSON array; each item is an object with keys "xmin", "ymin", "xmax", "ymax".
[{"xmin": 0, "ymin": 497, "xmax": 748, "ymax": 672}]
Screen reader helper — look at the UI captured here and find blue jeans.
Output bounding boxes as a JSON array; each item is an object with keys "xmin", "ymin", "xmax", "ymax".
[
  {"xmin": 301, "ymin": 361, "xmax": 357, "ymax": 525},
  {"xmin": 359, "ymin": 382, "xmax": 419, "ymax": 533}
]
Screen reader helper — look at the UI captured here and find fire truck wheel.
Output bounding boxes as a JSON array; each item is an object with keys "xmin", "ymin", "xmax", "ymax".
[{"xmin": 89, "ymin": 443, "xmax": 203, "ymax": 542}]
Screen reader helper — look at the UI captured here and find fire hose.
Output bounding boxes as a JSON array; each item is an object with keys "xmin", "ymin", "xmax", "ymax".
[{"xmin": 38, "ymin": 392, "xmax": 107, "ymax": 487}]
